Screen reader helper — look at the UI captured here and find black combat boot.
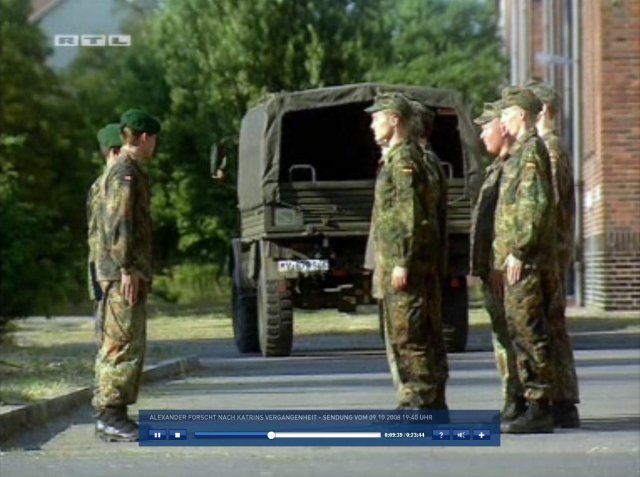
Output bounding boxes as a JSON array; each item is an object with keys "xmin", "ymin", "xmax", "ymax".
[
  {"xmin": 501, "ymin": 399, "xmax": 554, "ymax": 434},
  {"xmin": 98, "ymin": 406, "xmax": 138, "ymax": 442},
  {"xmin": 501, "ymin": 396, "xmax": 527, "ymax": 423},
  {"xmin": 553, "ymin": 402, "xmax": 580, "ymax": 428}
]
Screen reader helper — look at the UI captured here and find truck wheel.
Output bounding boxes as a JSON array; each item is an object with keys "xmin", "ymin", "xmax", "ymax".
[
  {"xmin": 257, "ymin": 272, "xmax": 293, "ymax": 357},
  {"xmin": 441, "ymin": 277, "xmax": 469, "ymax": 352},
  {"xmin": 231, "ymin": 279, "xmax": 259, "ymax": 353}
]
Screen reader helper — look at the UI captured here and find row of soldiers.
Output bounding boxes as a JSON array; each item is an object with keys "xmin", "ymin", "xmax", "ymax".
[
  {"xmin": 365, "ymin": 82, "xmax": 579, "ymax": 434},
  {"xmin": 87, "ymin": 85, "xmax": 576, "ymax": 441},
  {"xmin": 87, "ymin": 109, "xmax": 161, "ymax": 442}
]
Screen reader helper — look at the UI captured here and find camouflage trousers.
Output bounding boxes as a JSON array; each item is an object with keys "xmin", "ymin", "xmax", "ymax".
[
  {"xmin": 92, "ymin": 281, "xmax": 147, "ymax": 411},
  {"xmin": 382, "ymin": 266, "xmax": 449, "ymax": 408},
  {"xmin": 544, "ymin": 266, "xmax": 580, "ymax": 404},
  {"xmin": 503, "ymin": 269, "xmax": 553, "ymax": 401},
  {"xmin": 481, "ymin": 274, "xmax": 523, "ymax": 401}
]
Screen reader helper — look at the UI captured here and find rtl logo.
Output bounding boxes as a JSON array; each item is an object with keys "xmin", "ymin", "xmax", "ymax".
[{"xmin": 54, "ymin": 35, "xmax": 131, "ymax": 47}]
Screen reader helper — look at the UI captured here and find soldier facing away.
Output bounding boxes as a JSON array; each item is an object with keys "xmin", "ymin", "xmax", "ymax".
[
  {"xmin": 366, "ymin": 93, "xmax": 448, "ymax": 409},
  {"xmin": 409, "ymin": 100, "xmax": 448, "ymax": 282},
  {"xmin": 495, "ymin": 87, "xmax": 557, "ymax": 433},
  {"xmin": 526, "ymin": 79, "xmax": 580, "ymax": 428},
  {"xmin": 93, "ymin": 108, "xmax": 160, "ymax": 442},
  {"xmin": 469, "ymin": 100, "xmax": 526, "ymax": 423}
]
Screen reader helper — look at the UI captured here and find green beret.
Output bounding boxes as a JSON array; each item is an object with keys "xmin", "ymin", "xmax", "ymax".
[
  {"xmin": 365, "ymin": 92, "xmax": 413, "ymax": 119},
  {"xmin": 501, "ymin": 86, "xmax": 543, "ymax": 115},
  {"xmin": 96, "ymin": 123, "xmax": 122, "ymax": 150},
  {"xmin": 120, "ymin": 108, "xmax": 161, "ymax": 135},
  {"xmin": 524, "ymin": 79, "xmax": 560, "ymax": 108},
  {"xmin": 473, "ymin": 100, "xmax": 504, "ymax": 125}
]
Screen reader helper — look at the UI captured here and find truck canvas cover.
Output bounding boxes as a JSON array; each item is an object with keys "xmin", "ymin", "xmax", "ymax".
[{"xmin": 238, "ymin": 82, "xmax": 483, "ymax": 212}]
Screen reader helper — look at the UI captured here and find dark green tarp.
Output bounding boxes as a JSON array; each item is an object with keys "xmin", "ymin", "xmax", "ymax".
[{"xmin": 237, "ymin": 83, "xmax": 483, "ymax": 212}]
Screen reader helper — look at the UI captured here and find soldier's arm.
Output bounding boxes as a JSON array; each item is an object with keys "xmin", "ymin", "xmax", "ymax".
[
  {"xmin": 388, "ymin": 155, "xmax": 420, "ymax": 268},
  {"xmin": 544, "ymin": 135, "xmax": 561, "ymax": 205},
  {"xmin": 104, "ymin": 165, "xmax": 137, "ymax": 274},
  {"xmin": 510, "ymin": 145, "xmax": 551, "ymax": 262}
]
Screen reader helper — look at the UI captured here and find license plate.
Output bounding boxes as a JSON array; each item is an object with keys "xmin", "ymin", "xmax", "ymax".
[{"xmin": 277, "ymin": 259, "xmax": 329, "ymax": 273}]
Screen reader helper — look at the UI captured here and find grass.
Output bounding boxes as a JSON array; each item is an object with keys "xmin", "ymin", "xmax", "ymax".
[
  {"xmin": 0, "ymin": 304, "xmax": 380, "ymax": 406},
  {"xmin": 1, "ymin": 302, "xmax": 637, "ymax": 406}
]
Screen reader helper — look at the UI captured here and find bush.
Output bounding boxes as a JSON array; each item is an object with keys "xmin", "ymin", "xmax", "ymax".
[{"xmin": 152, "ymin": 263, "xmax": 231, "ymax": 307}]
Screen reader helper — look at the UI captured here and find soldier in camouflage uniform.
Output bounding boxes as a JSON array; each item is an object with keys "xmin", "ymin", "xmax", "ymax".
[
  {"xmin": 495, "ymin": 87, "xmax": 556, "ymax": 433},
  {"xmin": 88, "ymin": 124, "xmax": 122, "ymax": 344},
  {"xmin": 366, "ymin": 93, "xmax": 448, "ymax": 409},
  {"xmin": 410, "ymin": 101, "xmax": 448, "ymax": 281},
  {"xmin": 469, "ymin": 101, "xmax": 526, "ymax": 422},
  {"xmin": 93, "ymin": 109, "xmax": 160, "ymax": 442},
  {"xmin": 526, "ymin": 80, "xmax": 580, "ymax": 428}
]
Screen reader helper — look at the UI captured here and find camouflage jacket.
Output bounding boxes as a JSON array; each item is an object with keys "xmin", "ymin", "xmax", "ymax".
[
  {"xmin": 469, "ymin": 156, "xmax": 504, "ymax": 278},
  {"xmin": 95, "ymin": 151, "xmax": 153, "ymax": 282},
  {"xmin": 422, "ymin": 146, "xmax": 448, "ymax": 278},
  {"xmin": 86, "ymin": 175, "xmax": 102, "ymax": 300},
  {"xmin": 373, "ymin": 139, "xmax": 438, "ymax": 275},
  {"xmin": 541, "ymin": 131, "xmax": 575, "ymax": 268},
  {"xmin": 493, "ymin": 128, "xmax": 556, "ymax": 270}
]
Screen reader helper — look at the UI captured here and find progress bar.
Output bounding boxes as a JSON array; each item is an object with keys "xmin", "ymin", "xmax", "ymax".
[{"xmin": 193, "ymin": 431, "xmax": 382, "ymax": 439}]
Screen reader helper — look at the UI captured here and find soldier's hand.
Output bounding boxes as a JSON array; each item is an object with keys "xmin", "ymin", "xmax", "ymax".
[
  {"xmin": 488, "ymin": 270, "xmax": 504, "ymax": 298},
  {"xmin": 391, "ymin": 266, "xmax": 408, "ymax": 291},
  {"xmin": 120, "ymin": 270, "xmax": 140, "ymax": 306},
  {"xmin": 505, "ymin": 254, "xmax": 523, "ymax": 286}
]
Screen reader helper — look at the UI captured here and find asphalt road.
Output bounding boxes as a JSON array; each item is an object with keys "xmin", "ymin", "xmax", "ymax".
[{"xmin": 1, "ymin": 332, "xmax": 639, "ymax": 477}]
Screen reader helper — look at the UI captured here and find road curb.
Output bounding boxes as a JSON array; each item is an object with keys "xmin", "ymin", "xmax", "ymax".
[{"xmin": 0, "ymin": 356, "xmax": 200, "ymax": 443}]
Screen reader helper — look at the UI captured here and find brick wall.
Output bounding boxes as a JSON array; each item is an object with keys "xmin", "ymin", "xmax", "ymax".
[
  {"xmin": 503, "ymin": 0, "xmax": 640, "ymax": 310},
  {"xmin": 582, "ymin": 0, "xmax": 640, "ymax": 310}
]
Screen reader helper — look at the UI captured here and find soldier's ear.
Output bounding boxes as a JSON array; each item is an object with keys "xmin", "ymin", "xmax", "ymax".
[{"xmin": 499, "ymin": 123, "xmax": 509, "ymax": 137}]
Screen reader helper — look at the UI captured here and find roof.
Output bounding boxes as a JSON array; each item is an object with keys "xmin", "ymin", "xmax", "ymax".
[{"xmin": 29, "ymin": 0, "xmax": 66, "ymax": 23}]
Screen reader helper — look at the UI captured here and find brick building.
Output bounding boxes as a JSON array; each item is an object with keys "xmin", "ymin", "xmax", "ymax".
[{"xmin": 500, "ymin": 0, "xmax": 640, "ymax": 311}]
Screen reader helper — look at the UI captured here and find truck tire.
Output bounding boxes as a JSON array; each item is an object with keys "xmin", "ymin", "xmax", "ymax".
[
  {"xmin": 441, "ymin": 277, "xmax": 469, "ymax": 352},
  {"xmin": 257, "ymin": 271, "xmax": 293, "ymax": 357},
  {"xmin": 231, "ymin": 279, "xmax": 259, "ymax": 353}
]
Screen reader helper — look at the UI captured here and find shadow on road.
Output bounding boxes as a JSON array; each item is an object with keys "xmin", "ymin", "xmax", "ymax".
[
  {"xmin": 581, "ymin": 416, "xmax": 640, "ymax": 432},
  {"xmin": 0, "ymin": 404, "xmax": 94, "ymax": 452}
]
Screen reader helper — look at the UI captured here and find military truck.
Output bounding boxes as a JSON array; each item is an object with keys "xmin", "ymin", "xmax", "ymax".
[{"xmin": 219, "ymin": 83, "xmax": 483, "ymax": 357}]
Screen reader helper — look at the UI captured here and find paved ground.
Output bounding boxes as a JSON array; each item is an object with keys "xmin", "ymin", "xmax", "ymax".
[{"xmin": 1, "ymin": 327, "xmax": 639, "ymax": 477}]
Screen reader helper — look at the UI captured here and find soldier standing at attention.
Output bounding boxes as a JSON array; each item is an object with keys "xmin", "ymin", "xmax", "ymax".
[
  {"xmin": 88, "ymin": 124, "xmax": 122, "ymax": 337},
  {"xmin": 526, "ymin": 80, "xmax": 580, "ymax": 428},
  {"xmin": 366, "ymin": 93, "xmax": 448, "ymax": 410},
  {"xmin": 93, "ymin": 109, "xmax": 160, "ymax": 442},
  {"xmin": 469, "ymin": 101, "xmax": 526, "ymax": 423},
  {"xmin": 496, "ymin": 87, "xmax": 556, "ymax": 433}
]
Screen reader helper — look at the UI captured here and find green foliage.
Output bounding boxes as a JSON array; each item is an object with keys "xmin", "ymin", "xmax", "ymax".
[
  {"xmin": 152, "ymin": 264, "xmax": 231, "ymax": 307},
  {"xmin": 371, "ymin": 0, "xmax": 507, "ymax": 108},
  {"xmin": 0, "ymin": 0, "xmax": 95, "ymax": 323},
  {"xmin": 1, "ymin": 0, "xmax": 507, "ymax": 316}
]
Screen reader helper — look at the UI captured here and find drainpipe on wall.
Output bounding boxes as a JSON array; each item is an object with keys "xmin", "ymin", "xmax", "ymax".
[
  {"xmin": 545, "ymin": 0, "xmax": 556, "ymax": 85},
  {"xmin": 571, "ymin": 0, "xmax": 585, "ymax": 307},
  {"xmin": 519, "ymin": 0, "xmax": 530, "ymax": 82},
  {"xmin": 510, "ymin": 0, "xmax": 520, "ymax": 84}
]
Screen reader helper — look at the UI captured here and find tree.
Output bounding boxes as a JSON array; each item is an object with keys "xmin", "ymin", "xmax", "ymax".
[
  {"xmin": 102, "ymin": 0, "xmax": 389, "ymax": 268},
  {"xmin": 0, "ymin": 0, "xmax": 94, "ymax": 322},
  {"xmin": 370, "ymin": 0, "xmax": 507, "ymax": 107}
]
